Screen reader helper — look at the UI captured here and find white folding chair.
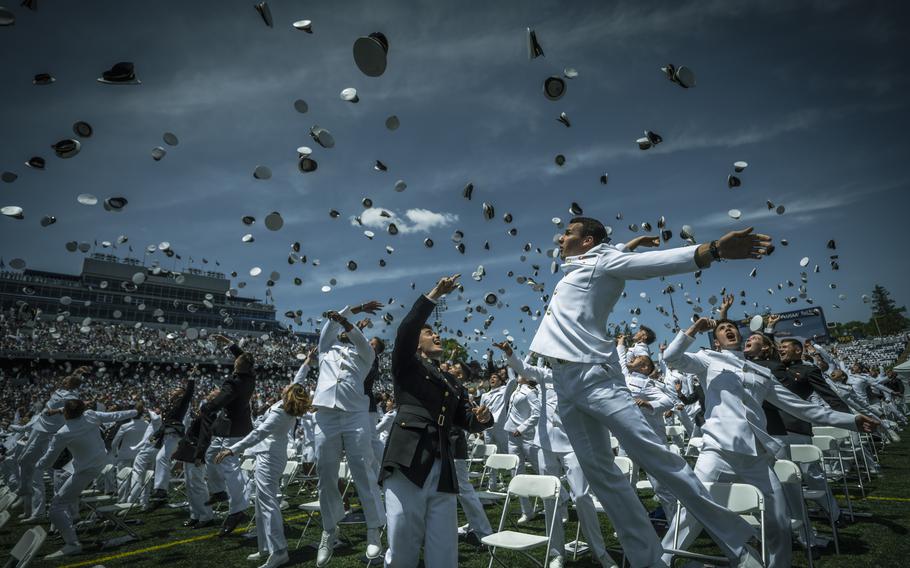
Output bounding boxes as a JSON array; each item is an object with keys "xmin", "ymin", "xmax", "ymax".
[
  {"xmin": 773, "ymin": 459, "xmax": 813, "ymax": 568},
  {"xmin": 813, "ymin": 426, "xmax": 868, "ymax": 495},
  {"xmin": 294, "ymin": 462, "xmax": 352, "ymax": 549},
  {"xmin": 811, "ymin": 434, "xmax": 856, "ymax": 521},
  {"xmin": 684, "ymin": 436, "xmax": 704, "ymax": 457},
  {"xmin": 666, "ymin": 425, "xmax": 687, "ymax": 447},
  {"xmin": 0, "ymin": 493, "xmax": 15, "ymax": 513},
  {"xmin": 476, "ymin": 454, "xmax": 521, "ymax": 502},
  {"xmin": 669, "ymin": 482, "xmax": 766, "ymax": 567},
  {"xmin": 6, "ymin": 525, "xmax": 46, "ymax": 568},
  {"xmin": 791, "ymin": 443, "xmax": 840, "ymax": 554},
  {"xmin": 469, "ymin": 444, "xmax": 499, "ymax": 481},
  {"xmin": 0, "ymin": 509, "xmax": 10, "ymax": 530},
  {"xmin": 482, "ymin": 474, "xmax": 562, "ymax": 568}
]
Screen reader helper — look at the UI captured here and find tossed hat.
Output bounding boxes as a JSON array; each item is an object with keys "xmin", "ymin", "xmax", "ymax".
[
  {"xmin": 340, "ymin": 87, "xmax": 359, "ymax": 103},
  {"xmin": 1, "ymin": 205, "xmax": 24, "ymax": 219},
  {"xmin": 0, "ymin": 7, "xmax": 14, "ymax": 25},
  {"xmin": 40, "ymin": 215, "xmax": 56, "ymax": 226},
  {"xmin": 293, "ymin": 99, "xmax": 309, "ymax": 113},
  {"xmin": 77, "ymin": 193, "xmax": 98, "ymax": 205},
  {"xmin": 374, "ymin": 160, "xmax": 388, "ymax": 172},
  {"xmin": 103, "ymin": 197, "xmax": 128, "ymax": 211},
  {"xmin": 265, "ymin": 211, "xmax": 283, "ymax": 230},
  {"xmin": 309, "ymin": 125, "xmax": 335, "ymax": 148},
  {"xmin": 52, "ymin": 139, "xmax": 80, "ymax": 158},
  {"xmin": 527, "ymin": 27, "xmax": 544, "ymax": 59},
  {"xmin": 727, "ymin": 174, "xmax": 741, "ymax": 188},
  {"xmin": 733, "ymin": 161, "xmax": 748, "ymax": 173},
  {"xmin": 728, "ymin": 209, "xmax": 741, "ymax": 219},
  {"xmin": 253, "ymin": 165, "xmax": 272, "ymax": 179},
  {"xmin": 385, "ymin": 115, "xmax": 400, "ymax": 130},
  {"xmin": 298, "ymin": 156, "xmax": 317, "ymax": 172},
  {"xmin": 569, "ymin": 202, "xmax": 583, "ymax": 215},
  {"xmin": 564, "ymin": 67, "xmax": 578, "ymax": 79},
  {"xmin": 25, "ymin": 156, "xmax": 45, "ymax": 169},
  {"xmin": 73, "ymin": 121, "xmax": 93, "ymax": 138},
  {"xmin": 347, "ymin": 260, "xmax": 357, "ymax": 271},
  {"xmin": 424, "ymin": 238, "xmax": 433, "ymax": 248},
  {"xmin": 543, "ymin": 76, "xmax": 566, "ymax": 101},
  {"xmin": 151, "ymin": 146, "xmax": 166, "ymax": 161},
  {"xmin": 293, "ymin": 19, "xmax": 312, "ymax": 32},
  {"xmin": 254, "ymin": 1, "xmax": 273, "ymax": 27},
  {"xmin": 554, "ymin": 154, "xmax": 566, "ymax": 166},
  {"xmin": 1, "ymin": 171, "xmax": 17, "ymax": 183},
  {"xmin": 463, "ymin": 182, "xmax": 474, "ymax": 200},
  {"xmin": 163, "ymin": 132, "xmax": 179, "ymax": 146},
  {"xmin": 557, "ymin": 112, "xmax": 570, "ymax": 127},
  {"xmin": 660, "ymin": 64, "xmax": 696, "ymax": 88},
  {"xmin": 353, "ymin": 32, "xmax": 389, "ymax": 77},
  {"xmin": 394, "ymin": 180, "xmax": 406, "ymax": 192},
  {"xmin": 98, "ymin": 62, "xmax": 140, "ymax": 84},
  {"xmin": 33, "ymin": 73, "xmax": 55, "ymax": 85},
  {"xmin": 482, "ymin": 202, "xmax": 494, "ymax": 220}
]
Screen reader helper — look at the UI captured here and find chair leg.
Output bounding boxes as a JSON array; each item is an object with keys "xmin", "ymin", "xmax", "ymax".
[
  {"xmin": 801, "ymin": 502, "xmax": 814, "ymax": 568},
  {"xmin": 294, "ymin": 513, "xmax": 314, "ymax": 550},
  {"xmin": 837, "ymin": 456, "xmax": 854, "ymax": 521}
]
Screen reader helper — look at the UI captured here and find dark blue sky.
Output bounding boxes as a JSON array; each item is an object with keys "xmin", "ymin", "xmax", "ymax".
[{"xmin": 1, "ymin": 0, "xmax": 908, "ymax": 355}]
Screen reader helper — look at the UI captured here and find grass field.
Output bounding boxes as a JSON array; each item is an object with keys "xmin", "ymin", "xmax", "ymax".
[{"xmin": 3, "ymin": 439, "xmax": 910, "ymax": 568}]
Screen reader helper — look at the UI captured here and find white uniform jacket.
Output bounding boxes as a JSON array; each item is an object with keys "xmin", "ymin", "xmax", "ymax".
[
  {"xmin": 503, "ymin": 382, "xmax": 540, "ymax": 441},
  {"xmin": 35, "ymin": 409, "xmax": 139, "ymax": 473},
  {"xmin": 663, "ymin": 332, "xmax": 857, "ymax": 457},
  {"xmin": 313, "ymin": 306, "xmax": 375, "ymax": 411},
  {"xmin": 529, "ymin": 242, "xmax": 700, "ymax": 363},
  {"xmin": 617, "ymin": 345, "xmax": 675, "ymax": 435},
  {"xmin": 230, "ymin": 362, "xmax": 310, "ymax": 456},
  {"xmin": 131, "ymin": 411, "xmax": 162, "ymax": 452},
  {"xmin": 111, "ymin": 418, "xmax": 148, "ymax": 461},
  {"xmin": 32, "ymin": 388, "xmax": 80, "ymax": 433}
]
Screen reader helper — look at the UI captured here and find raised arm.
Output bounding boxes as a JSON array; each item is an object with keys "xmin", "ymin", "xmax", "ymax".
[
  {"xmin": 616, "ymin": 338, "xmax": 631, "ymax": 378},
  {"xmin": 392, "ymin": 295, "xmax": 437, "ymax": 374},
  {"xmin": 503, "ymin": 351, "xmax": 552, "ymax": 383},
  {"xmin": 349, "ymin": 319, "xmax": 375, "ymax": 367},
  {"xmin": 89, "ymin": 409, "xmax": 139, "ymax": 424},
  {"xmin": 766, "ymin": 381, "xmax": 876, "ymax": 432},
  {"xmin": 226, "ymin": 408, "xmax": 287, "ymax": 457},
  {"xmin": 662, "ymin": 320, "xmax": 712, "ymax": 378},
  {"xmin": 292, "ymin": 347, "xmax": 317, "ymax": 386}
]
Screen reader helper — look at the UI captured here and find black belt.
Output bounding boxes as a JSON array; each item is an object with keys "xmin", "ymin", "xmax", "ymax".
[{"xmin": 398, "ymin": 404, "xmax": 448, "ymax": 428}]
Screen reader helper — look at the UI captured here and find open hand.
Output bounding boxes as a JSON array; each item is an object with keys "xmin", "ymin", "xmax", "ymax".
[
  {"xmin": 428, "ymin": 274, "xmax": 461, "ymax": 301},
  {"xmin": 717, "ymin": 227, "xmax": 772, "ymax": 260},
  {"xmin": 214, "ymin": 449, "xmax": 234, "ymax": 464},
  {"xmin": 492, "ymin": 341, "xmax": 513, "ymax": 357},
  {"xmin": 473, "ymin": 404, "xmax": 492, "ymax": 423},
  {"xmin": 354, "ymin": 300, "xmax": 384, "ymax": 315}
]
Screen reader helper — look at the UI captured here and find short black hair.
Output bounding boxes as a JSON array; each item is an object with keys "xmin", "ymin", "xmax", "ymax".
[
  {"xmin": 63, "ymin": 399, "xmax": 86, "ymax": 419},
  {"xmin": 371, "ymin": 337, "xmax": 386, "ymax": 354},
  {"xmin": 779, "ymin": 338, "xmax": 803, "ymax": 351},
  {"xmin": 713, "ymin": 318, "xmax": 739, "ymax": 330},
  {"xmin": 569, "ymin": 217, "xmax": 607, "ymax": 245},
  {"xmin": 639, "ymin": 325, "xmax": 656, "ymax": 345}
]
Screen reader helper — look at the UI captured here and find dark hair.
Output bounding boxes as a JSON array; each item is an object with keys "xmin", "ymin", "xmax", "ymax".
[
  {"xmin": 714, "ymin": 318, "xmax": 739, "ymax": 330},
  {"xmin": 779, "ymin": 338, "xmax": 803, "ymax": 351},
  {"xmin": 63, "ymin": 399, "xmax": 86, "ymax": 419},
  {"xmin": 420, "ymin": 324, "xmax": 433, "ymax": 332},
  {"xmin": 568, "ymin": 217, "xmax": 607, "ymax": 245},
  {"xmin": 371, "ymin": 337, "xmax": 386, "ymax": 354},
  {"xmin": 639, "ymin": 325, "xmax": 656, "ymax": 345}
]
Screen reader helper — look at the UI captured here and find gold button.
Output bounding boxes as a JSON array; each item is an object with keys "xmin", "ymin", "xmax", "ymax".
[
  {"xmin": 400, "ymin": 421, "xmax": 406, "ymax": 426},
  {"xmin": 546, "ymin": 309, "xmax": 552, "ymax": 315},
  {"xmin": 444, "ymin": 392, "xmax": 450, "ymax": 397},
  {"xmin": 441, "ymin": 406, "xmax": 446, "ymax": 411}
]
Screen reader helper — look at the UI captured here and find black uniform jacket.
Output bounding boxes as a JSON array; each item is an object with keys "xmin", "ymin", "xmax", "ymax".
[
  {"xmin": 380, "ymin": 294, "xmax": 493, "ymax": 493},
  {"xmin": 756, "ymin": 358, "xmax": 851, "ymax": 436}
]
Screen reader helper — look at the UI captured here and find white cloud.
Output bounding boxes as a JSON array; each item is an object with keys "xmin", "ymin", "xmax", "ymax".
[{"xmin": 353, "ymin": 207, "xmax": 459, "ymax": 234}]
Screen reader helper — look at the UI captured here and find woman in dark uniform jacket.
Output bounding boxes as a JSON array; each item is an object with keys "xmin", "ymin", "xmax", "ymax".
[{"xmin": 381, "ymin": 274, "xmax": 494, "ymax": 568}]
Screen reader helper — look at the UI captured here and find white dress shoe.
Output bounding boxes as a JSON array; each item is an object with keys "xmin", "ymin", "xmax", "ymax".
[
  {"xmin": 44, "ymin": 543, "xmax": 83, "ymax": 559},
  {"xmin": 316, "ymin": 530, "xmax": 336, "ymax": 567},
  {"xmin": 258, "ymin": 549, "xmax": 289, "ymax": 568},
  {"xmin": 516, "ymin": 512, "xmax": 537, "ymax": 524},
  {"xmin": 548, "ymin": 555, "xmax": 564, "ymax": 568},
  {"xmin": 247, "ymin": 551, "xmax": 266, "ymax": 561},
  {"xmin": 737, "ymin": 545, "xmax": 763, "ymax": 568},
  {"xmin": 365, "ymin": 527, "xmax": 382, "ymax": 558}
]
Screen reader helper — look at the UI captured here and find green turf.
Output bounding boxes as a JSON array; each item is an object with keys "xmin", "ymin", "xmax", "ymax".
[{"xmin": 3, "ymin": 439, "xmax": 910, "ymax": 567}]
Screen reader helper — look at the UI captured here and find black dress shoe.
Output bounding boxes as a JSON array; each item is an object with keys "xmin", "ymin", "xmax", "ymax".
[
  {"xmin": 218, "ymin": 511, "xmax": 248, "ymax": 537},
  {"xmin": 182, "ymin": 519, "xmax": 199, "ymax": 528},
  {"xmin": 194, "ymin": 519, "xmax": 216, "ymax": 529},
  {"xmin": 205, "ymin": 491, "xmax": 228, "ymax": 506}
]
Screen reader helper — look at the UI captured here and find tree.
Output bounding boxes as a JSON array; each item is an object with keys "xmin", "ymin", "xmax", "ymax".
[
  {"xmin": 440, "ymin": 338, "xmax": 467, "ymax": 363},
  {"xmin": 869, "ymin": 284, "xmax": 908, "ymax": 336}
]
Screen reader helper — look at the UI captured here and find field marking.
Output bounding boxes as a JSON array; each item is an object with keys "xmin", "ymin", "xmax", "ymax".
[
  {"xmin": 864, "ymin": 495, "xmax": 910, "ymax": 502},
  {"xmin": 59, "ymin": 511, "xmax": 313, "ymax": 568}
]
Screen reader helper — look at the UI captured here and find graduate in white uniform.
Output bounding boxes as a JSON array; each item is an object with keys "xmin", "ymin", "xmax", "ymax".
[
  {"xmin": 127, "ymin": 409, "xmax": 161, "ymax": 507},
  {"xmin": 503, "ymin": 369, "xmax": 541, "ymax": 522},
  {"xmin": 313, "ymin": 302, "xmax": 386, "ymax": 566},
  {"xmin": 659, "ymin": 317, "xmax": 880, "ymax": 567},
  {"xmin": 215, "ymin": 350, "xmax": 315, "ymax": 568},
  {"xmin": 527, "ymin": 217, "xmax": 776, "ymax": 568},
  {"xmin": 478, "ymin": 367, "xmax": 511, "ymax": 490},
  {"xmin": 35, "ymin": 399, "xmax": 140, "ymax": 558},
  {"xmin": 17, "ymin": 365, "xmax": 90, "ymax": 521},
  {"xmin": 498, "ymin": 341, "xmax": 619, "ymax": 568},
  {"xmin": 615, "ymin": 337, "xmax": 678, "ymax": 518},
  {"xmin": 110, "ymin": 411, "xmax": 147, "ymax": 502}
]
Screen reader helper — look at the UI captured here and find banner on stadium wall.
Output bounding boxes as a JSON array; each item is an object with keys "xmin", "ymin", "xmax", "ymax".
[{"xmin": 711, "ymin": 307, "xmax": 830, "ymax": 344}]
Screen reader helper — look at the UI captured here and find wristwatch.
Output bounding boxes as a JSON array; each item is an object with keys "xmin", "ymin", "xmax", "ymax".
[{"xmin": 709, "ymin": 240, "xmax": 722, "ymax": 261}]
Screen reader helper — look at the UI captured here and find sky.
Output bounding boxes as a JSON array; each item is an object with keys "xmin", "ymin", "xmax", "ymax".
[{"xmin": 1, "ymin": 0, "xmax": 909, "ymax": 357}]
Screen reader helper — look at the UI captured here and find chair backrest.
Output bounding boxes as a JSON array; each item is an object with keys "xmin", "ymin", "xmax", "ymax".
[
  {"xmin": 507, "ymin": 474, "xmax": 561, "ymax": 499},
  {"xmin": 485, "ymin": 453, "xmax": 520, "ymax": 471},
  {"xmin": 282, "ymin": 461, "xmax": 299, "ymax": 478},
  {"xmin": 483, "ymin": 444, "xmax": 498, "ymax": 457},
  {"xmin": 813, "ymin": 426, "xmax": 850, "ymax": 440},
  {"xmin": 613, "ymin": 456, "xmax": 634, "ymax": 483},
  {"xmin": 337, "ymin": 461, "xmax": 350, "ymax": 480},
  {"xmin": 11, "ymin": 525, "xmax": 46, "ymax": 567},
  {"xmin": 773, "ymin": 459, "xmax": 802, "ymax": 485},
  {"xmin": 0, "ymin": 510, "xmax": 10, "ymax": 530},
  {"xmin": 610, "ymin": 436, "xmax": 619, "ymax": 450},
  {"xmin": 686, "ymin": 437, "xmax": 703, "ymax": 450},
  {"xmin": 117, "ymin": 467, "xmax": 132, "ymax": 482},
  {"xmin": 240, "ymin": 458, "xmax": 255, "ymax": 472},
  {"xmin": 666, "ymin": 425, "xmax": 686, "ymax": 437},
  {"xmin": 705, "ymin": 482, "xmax": 764, "ymax": 514},
  {"xmin": 0, "ymin": 492, "xmax": 14, "ymax": 512},
  {"xmin": 789, "ymin": 444, "xmax": 824, "ymax": 465},
  {"xmin": 812, "ymin": 435, "xmax": 838, "ymax": 452},
  {"xmin": 668, "ymin": 443, "xmax": 682, "ymax": 455}
]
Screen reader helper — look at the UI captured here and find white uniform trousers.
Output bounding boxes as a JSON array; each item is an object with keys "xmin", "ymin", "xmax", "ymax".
[
  {"xmin": 205, "ymin": 440, "xmax": 227, "ymax": 495},
  {"xmin": 115, "ymin": 458, "xmax": 134, "ymax": 502},
  {"xmin": 184, "ymin": 462, "xmax": 213, "ymax": 522},
  {"xmin": 454, "ymin": 458, "xmax": 493, "ymax": 537},
  {"xmin": 674, "ymin": 409, "xmax": 696, "ymax": 438},
  {"xmin": 557, "ymin": 451, "xmax": 610, "ymax": 561},
  {"xmin": 128, "ymin": 445, "xmax": 156, "ymax": 505},
  {"xmin": 206, "ymin": 436, "xmax": 249, "ymax": 514},
  {"xmin": 507, "ymin": 435, "xmax": 537, "ymax": 516},
  {"xmin": 252, "ymin": 451, "xmax": 288, "ymax": 554},
  {"xmin": 483, "ymin": 427, "xmax": 509, "ymax": 489},
  {"xmin": 550, "ymin": 360, "xmax": 755, "ymax": 568},
  {"xmin": 49, "ymin": 465, "xmax": 102, "ymax": 546},
  {"xmin": 384, "ymin": 459, "xmax": 457, "ymax": 568},
  {"xmin": 17, "ymin": 430, "xmax": 52, "ymax": 516},
  {"xmin": 153, "ymin": 433, "xmax": 179, "ymax": 491},
  {"xmin": 314, "ymin": 408, "xmax": 385, "ymax": 530},
  {"xmin": 618, "ymin": 444, "xmax": 678, "ymax": 518},
  {"xmin": 661, "ymin": 447, "xmax": 789, "ymax": 568}
]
